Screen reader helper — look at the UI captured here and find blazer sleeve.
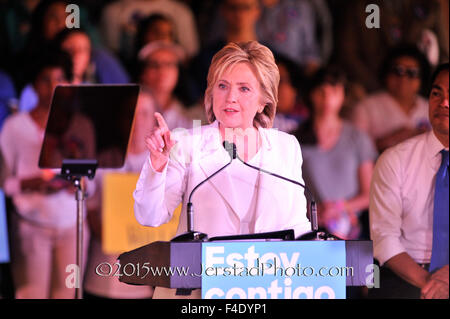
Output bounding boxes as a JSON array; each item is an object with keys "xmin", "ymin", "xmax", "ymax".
[{"xmin": 133, "ymin": 154, "xmax": 187, "ymax": 227}]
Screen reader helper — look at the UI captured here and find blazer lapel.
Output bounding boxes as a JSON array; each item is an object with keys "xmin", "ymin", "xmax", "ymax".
[{"xmin": 197, "ymin": 123, "xmax": 242, "ymax": 220}]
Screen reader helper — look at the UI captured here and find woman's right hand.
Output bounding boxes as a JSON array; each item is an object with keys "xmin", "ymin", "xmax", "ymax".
[{"xmin": 145, "ymin": 112, "xmax": 177, "ymax": 172}]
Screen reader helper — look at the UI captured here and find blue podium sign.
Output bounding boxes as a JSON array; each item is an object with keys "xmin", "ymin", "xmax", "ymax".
[
  {"xmin": 201, "ymin": 241, "xmax": 347, "ymax": 299},
  {"xmin": 0, "ymin": 190, "xmax": 10, "ymax": 263}
]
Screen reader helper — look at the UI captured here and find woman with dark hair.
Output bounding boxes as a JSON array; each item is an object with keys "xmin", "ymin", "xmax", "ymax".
[
  {"xmin": 17, "ymin": 0, "xmax": 129, "ymax": 112},
  {"xmin": 54, "ymin": 28, "xmax": 130, "ymax": 85},
  {"xmin": 15, "ymin": 0, "xmax": 100, "ymax": 87},
  {"xmin": 53, "ymin": 28, "xmax": 93, "ymax": 85},
  {"xmin": 0, "ymin": 49, "xmax": 89, "ymax": 299},
  {"xmin": 294, "ymin": 66, "xmax": 377, "ymax": 239},
  {"xmin": 352, "ymin": 45, "xmax": 432, "ymax": 152},
  {"xmin": 136, "ymin": 41, "xmax": 203, "ymax": 129}
]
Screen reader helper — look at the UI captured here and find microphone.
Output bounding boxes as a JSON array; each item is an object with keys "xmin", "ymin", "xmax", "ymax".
[
  {"xmin": 224, "ymin": 142, "xmax": 339, "ymax": 240},
  {"xmin": 171, "ymin": 141, "xmax": 236, "ymax": 242}
]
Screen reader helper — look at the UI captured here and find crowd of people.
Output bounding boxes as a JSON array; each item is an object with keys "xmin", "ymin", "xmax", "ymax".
[{"xmin": 0, "ymin": 0, "xmax": 448, "ymax": 299}]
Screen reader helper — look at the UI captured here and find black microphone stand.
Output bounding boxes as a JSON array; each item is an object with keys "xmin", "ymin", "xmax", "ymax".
[
  {"xmin": 171, "ymin": 144, "xmax": 236, "ymax": 242},
  {"xmin": 224, "ymin": 141, "xmax": 340, "ymax": 241}
]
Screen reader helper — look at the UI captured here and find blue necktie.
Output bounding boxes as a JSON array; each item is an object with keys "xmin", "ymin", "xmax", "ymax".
[{"xmin": 430, "ymin": 150, "xmax": 449, "ymax": 272}]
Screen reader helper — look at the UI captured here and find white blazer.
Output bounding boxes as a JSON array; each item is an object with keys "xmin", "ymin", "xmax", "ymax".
[{"xmin": 133, "ymin": 121, "xmax": 311, "ymax": 238}]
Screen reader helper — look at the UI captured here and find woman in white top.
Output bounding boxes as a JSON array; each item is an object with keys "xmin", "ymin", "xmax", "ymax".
[
  {"xmin": 134, "ymin": 41, "xmax": 310, "ymax": 239},
  {"xmin": 134, "ymin": 41, "xmax": 311, "ymax": 298},
  {"xmin": 0, "ymin": 50, "xmax": 89, "ymax": 299}
]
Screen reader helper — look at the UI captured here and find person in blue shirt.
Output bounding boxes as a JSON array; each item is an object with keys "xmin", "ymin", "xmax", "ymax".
[{"xmin": 0, "ymin": 70, "xmax": 16, "ymax": 131}]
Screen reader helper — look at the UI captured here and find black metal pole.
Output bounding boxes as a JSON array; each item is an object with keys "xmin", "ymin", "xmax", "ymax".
[{"xmin": 74, "ymin": 178, "xmax": 84, "ymax": 299}]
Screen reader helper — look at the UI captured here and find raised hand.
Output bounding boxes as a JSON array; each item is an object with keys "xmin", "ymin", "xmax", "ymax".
[{"xmin": 145, "ymin": 112, "xmax": 177, "ymax": 172}]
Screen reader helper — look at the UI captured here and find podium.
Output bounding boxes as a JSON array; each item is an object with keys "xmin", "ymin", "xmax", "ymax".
[{"xmin": 118, "ymin": 240, "xmax": 373, "ymax": 299}]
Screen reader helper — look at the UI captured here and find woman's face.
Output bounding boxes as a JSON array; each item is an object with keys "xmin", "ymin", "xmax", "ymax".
[
  {"xmin": 212, "ymin": 62, "xmax": 263, "ymax": 131},
  {"xmin": 43, "ymin": 2, "xmax": 67, "ymax": 40},
  {"xmin": 34, "ymin": 67, "xmax": 68, "ymax": 107},
  {"xmin": 310, "ymin": 82, "xmax": 345, "ymax": 117},
  {"xmin": 140, "ymin": 48, "xmax": 179, "ymax": 94},
  {"xmin": 61, "ymin": 32, "xmax": 91, "ymax": 82},
  {"xmin": 385, "ymin": 56, "xmax": 421, "ymax": 100}
]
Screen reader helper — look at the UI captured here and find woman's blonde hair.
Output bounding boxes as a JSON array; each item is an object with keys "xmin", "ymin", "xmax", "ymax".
[{"xmin": 204, "ymin": 41, "xmax": 280, "ymax": 128}]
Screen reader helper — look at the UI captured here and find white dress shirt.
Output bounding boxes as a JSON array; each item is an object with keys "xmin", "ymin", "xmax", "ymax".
[
  {"xmin": 133, "ymin": 121, "xmax": 311, "ymax": 238},
  {"xmin": 353, "ymin": 91, "xmax": 430, "ymax": 140},
  {"xmin": 370, "ymin": 130, "xmax": 448, "ymax": 266},
  {"xmin": 0, "ymin": 112, "xmax": 78, "ymax": 229}
]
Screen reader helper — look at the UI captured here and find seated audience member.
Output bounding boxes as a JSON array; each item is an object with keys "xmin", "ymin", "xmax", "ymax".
[
  {"xmin": 203, "ymin": 0, "xmax": 332, "ymax": 69},
  {"xmin": 18, "ymin": 1, "xmax": 129, "ymax": 112},
  {"xmin": 83, "ymin": 90, "xmax": 156, "ymax": 299},
  {"xmin": 132, "ymin": 12, "xmax": 199, "ymax": 107},
  {"xmin": 137, "ymin": 41, "xmax": 204, "ymax": 129},
  {"xmin": 100, "ymin": 0, "xmax": 199, "ymax": 61},
  {"xmin": 352, "ymin": 45, "xmax": 432, "ymax": 152},
  {"xmin": 256, "ymin": 0, "xmax": 323, "ymax": 75},
  {"xmin": 0, "ymin": 50, "xmax": 89, "ymax": 299},
  {"xmin": 369, "ymin": 63, "xmax": 449, "ymax": 299},
  {"xmin": 15, "ymin": 0, "xmax": 106, "ymax": 84},
  {"xmin": 3, "ymin": 0, "xmax": 101, "ymax": 81},
  {"xmin": 294, "ymin": 67, "xmax": 377, "ymax": 240},
  {"xmin": 0, "ymin": 70, "xmax": 16, "ymax": 130},
  {"xmin": 272, "ymin": 55, "xmax": 308, "ymax": 133},
  {"xmin": 189, "ymin": 0, "xmax": 262, "ymax": 98},
  {"xmin": 54, "ymin": 28, "xmax": 130, "ymax": 85}
]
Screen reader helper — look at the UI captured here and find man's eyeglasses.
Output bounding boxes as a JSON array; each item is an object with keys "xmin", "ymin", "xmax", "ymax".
[{"xmin": 389, "ymin": 65, "xmax": 421, "ymax": 79}]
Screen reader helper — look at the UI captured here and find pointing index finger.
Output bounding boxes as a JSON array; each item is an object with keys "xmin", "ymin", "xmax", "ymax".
[{"xmin": 154, "ymin": 112, "xmax": 169, "ymax": 133}]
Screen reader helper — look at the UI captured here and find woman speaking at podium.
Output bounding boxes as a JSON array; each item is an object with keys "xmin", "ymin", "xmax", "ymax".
[{"xmin": 133, "ymin": 41, "xmax": 311, "ymax": 298}]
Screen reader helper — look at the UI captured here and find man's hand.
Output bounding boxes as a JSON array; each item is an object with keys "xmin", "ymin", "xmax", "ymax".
[{"xmin": 421, "ymin": 265, "xmax": 449, "ymax": 299}]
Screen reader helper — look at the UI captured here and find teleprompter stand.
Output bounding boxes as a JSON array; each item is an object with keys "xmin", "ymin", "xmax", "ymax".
[
  {"xmin": 39, "ymin": 84, "xmax": 140, "ymax": 299},
  {"xmin": 61, "ymin": 159, "xmax": 98, "ymax": 299}
]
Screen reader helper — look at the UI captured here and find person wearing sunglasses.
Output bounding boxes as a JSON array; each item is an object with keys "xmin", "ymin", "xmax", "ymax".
[
  {"xmin": 369, "ymin": 63, "xmax": 449, "ymax": 299},
  {"xmin": 352, "ymin": 45, "xmax": 432, "ymax": 153}
]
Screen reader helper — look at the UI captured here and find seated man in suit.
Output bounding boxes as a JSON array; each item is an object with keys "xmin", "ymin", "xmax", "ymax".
[{"xmin": 369, "ymin": 63, "xmax": 449, "ymax": 299}]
